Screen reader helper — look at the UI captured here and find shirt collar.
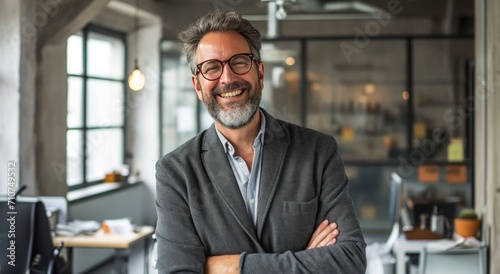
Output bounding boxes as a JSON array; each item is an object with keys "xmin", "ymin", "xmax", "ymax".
[{"xmin": 215, "ymin": 109, "xmax": 266, "ymax": 154}]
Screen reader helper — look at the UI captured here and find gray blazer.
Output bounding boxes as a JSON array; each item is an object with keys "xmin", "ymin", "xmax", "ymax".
[{"xmin": 155, "ymin": 109, "xmax": 367, "ymax": 273}]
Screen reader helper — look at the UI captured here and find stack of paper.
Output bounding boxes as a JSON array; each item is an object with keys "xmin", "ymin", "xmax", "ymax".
[{"xmin": 427, "ymin": 234, "xmax": 482, "ymax": 251}]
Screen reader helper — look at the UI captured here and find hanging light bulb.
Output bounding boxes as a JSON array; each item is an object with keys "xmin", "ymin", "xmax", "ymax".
[
  {"xmin": 128, "ymin": 59, "xmax": 145, "ymax": 91},
  {"xmin": 128, "ymin": 0, "xmax": 144, "ymax": 91}
]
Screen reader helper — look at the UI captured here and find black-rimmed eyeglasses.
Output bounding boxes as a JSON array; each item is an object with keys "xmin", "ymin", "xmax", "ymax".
[{"xmin": 196, "ymin": 53, "xmax": 255, "ymax": 81}]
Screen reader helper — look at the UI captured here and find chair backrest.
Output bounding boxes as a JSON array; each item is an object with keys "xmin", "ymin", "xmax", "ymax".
[
  {"xmin": 0, "ymin": 197, "xmax": 56, "ymax": 274},
  {"xmin": 419, "ymin": 246, "xmax": 487, "ymax": 274}
]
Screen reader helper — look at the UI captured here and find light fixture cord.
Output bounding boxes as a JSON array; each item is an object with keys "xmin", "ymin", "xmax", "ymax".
[{"xmin": 134, "ymin": 0, "xmax": 139, "ymax": 68}]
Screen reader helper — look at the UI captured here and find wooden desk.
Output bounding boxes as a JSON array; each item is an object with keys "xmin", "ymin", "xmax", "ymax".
[{"xmin": 53, "ymin": 226, "xmax": 154, "ymax": 274}]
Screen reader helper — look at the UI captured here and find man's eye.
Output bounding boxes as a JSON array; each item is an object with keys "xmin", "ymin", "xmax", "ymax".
[
  {"xmin": 232, "ymin": 61, "xmax": 248, "ymax": 67},
  {"xmin": 203, "ymin": 64, "xmax": 220, "ymax": 74}
]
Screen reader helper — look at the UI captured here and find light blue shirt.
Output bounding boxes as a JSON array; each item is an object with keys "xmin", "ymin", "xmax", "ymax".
[{"xmin": 215, "ymin": 111, "xmax": 266, "ymax": 228}]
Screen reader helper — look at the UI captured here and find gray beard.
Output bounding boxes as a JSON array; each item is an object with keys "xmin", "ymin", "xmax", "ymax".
[
  {"xmin": 203, "ymin": 82, "xmax": 261, "ymax": 129},
  {"xmin": 213, "ymin": 100, "xmax": 257, "ymax": 129}
]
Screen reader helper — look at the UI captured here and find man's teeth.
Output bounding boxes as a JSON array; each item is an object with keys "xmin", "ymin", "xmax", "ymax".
[{"xmin": 220, "ymin": 90, "xmax": 243, "ymax": 98}]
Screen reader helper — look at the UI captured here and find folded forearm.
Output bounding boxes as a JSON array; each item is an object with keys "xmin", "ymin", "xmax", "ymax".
[{"xmin": 239, "ymin": 242, "xmax": 366, "ymax": 274}]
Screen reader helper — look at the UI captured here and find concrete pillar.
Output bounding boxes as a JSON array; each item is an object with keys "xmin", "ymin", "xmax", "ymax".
[
  {"xmin": 35, "ymin": 42, "xmax": 68, "ymax": 196},
  {"xmin": 475, "ymin": 0, "xmax": 500, "ymax": 273},
  {"xmin": 19, "ymin": 0, "xmax": 39, "ymax": 196}
]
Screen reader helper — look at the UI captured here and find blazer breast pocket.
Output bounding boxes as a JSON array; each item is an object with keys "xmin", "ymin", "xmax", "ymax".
[
  {"xmin": 279, "ymin": 196, "xmax": 319, "ymax": 249},
  {"xmin": 283, "ymin": 196, "xmax": 318, "ymax": 215}
]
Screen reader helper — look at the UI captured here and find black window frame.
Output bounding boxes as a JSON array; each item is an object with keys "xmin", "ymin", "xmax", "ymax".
[{"xmin": 66, "ymin": 24, "xmax": 127, "ymax": 190}]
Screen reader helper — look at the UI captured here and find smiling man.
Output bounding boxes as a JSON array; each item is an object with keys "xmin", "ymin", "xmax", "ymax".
[{"xmin": 155, "ymin": 10, "xmax": 366, "ymax": 274}]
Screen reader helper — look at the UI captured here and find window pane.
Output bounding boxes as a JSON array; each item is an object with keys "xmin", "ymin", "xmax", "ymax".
[
  {"xmin": 261, "ymin": 42, "xmax": 301, "ymax": 125},
  {"xmin": 306, "ymin": 40, "xmax": 407, "ymax": 161},
  {"xmin": 86, "ymin": 129, "xmax": 123, "ymax": 182},
  {"xmin": 67, "ymin": 76, "xmax": 83, "ymax": 128},
  {"xmin": 67, "ymin": 33, "xmax": 83, "ymax": 75},
  {"xmin": 87, "ymin": 32, "xmax": 125, "ymax": 79},
  {"xmin": 413, "ymin": 39, "xmax": 474, "ymax": 161},
  {"xmin": 160, "ymin": 41, "xmax": 204, "ymax": 153},
  {"xmin": 67, "ymin": 130, "xmax": 83, "ymax": 186},
  {"xmin": 200, "ymin": 103, "xmax": 214, "ymax": 130},
  {"xmin": 86, "ymin": 79, "xmax": 124, "ymax": 127}
]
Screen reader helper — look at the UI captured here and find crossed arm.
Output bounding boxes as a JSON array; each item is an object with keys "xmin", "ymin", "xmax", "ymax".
[{"xmin": 205, "ymin": 220, "xmax": 339, "ymax": 274}]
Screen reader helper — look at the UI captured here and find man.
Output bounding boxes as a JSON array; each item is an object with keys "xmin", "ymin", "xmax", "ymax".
[{"xmin": 155, "ymin": 10, "xmax": 366, "ymax": 273}]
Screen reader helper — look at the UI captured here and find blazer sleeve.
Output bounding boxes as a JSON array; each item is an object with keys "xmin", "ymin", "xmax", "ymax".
[
  {"xmin": 155, "ymin": 159, "xmax": 206, "ymax": 273},
  {"xmin": 240, "ymin": 136, "xmax": 367, "ymax": 274}
]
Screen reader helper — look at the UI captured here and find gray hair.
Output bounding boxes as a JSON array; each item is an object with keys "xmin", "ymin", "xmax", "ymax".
[{"xmin": 178, "ymin": 10, "xmax": 262, "ymax": 74}]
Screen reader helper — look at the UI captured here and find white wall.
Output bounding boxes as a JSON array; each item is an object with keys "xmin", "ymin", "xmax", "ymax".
[
  {"xmin": 0, "ymin": 0, "xmax": 21, "ymax": 196},
  {"xmin": 127, "ymin": 21, "xmax": 162, "ymax": 226}
]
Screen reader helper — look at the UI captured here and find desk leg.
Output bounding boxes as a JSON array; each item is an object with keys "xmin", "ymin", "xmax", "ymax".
[
  {"xmin": 396, "ymin": 249, "xmax": 406, "ymax": 274},
  {"xmin": 114, "ymin": 249, "xmax": 129, "ymax": 274},
  {"xmin": 144, "ymin": 236, "xmax": 150, "ymax": 274},
  {"xmin": 66, "ymin": 247, "xmax": 74, "ymax": 274}
]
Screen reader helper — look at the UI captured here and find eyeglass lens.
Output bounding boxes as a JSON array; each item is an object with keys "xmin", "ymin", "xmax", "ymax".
[{"xmin": 199, "ymin": 54, "xmax": 252, "ymax": 80}]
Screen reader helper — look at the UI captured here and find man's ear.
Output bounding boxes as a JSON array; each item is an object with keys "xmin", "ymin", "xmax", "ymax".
[{"xmin": 192, "ymin": 75, "xmax": 203, "ymax": 100}]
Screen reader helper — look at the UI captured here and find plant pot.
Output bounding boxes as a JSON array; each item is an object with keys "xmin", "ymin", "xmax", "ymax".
[{"xmin": 454, "ymin": 218, "xmax": 481, "ymax": 238}]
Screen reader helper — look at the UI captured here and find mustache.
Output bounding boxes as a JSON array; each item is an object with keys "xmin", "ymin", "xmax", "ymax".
[{"xmin": 212, "ymin": 81, "xmax": 251, "ymax": 96}]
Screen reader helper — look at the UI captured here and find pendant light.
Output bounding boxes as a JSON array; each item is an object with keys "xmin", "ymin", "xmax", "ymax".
[{"xmin": 128, "ymin": 0, "xmax": 145, "ymax": 91}]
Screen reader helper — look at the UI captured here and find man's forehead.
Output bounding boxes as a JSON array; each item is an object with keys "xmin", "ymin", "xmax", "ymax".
[{"xmin": 196, "ymin": 31, "xmax": 250, "ymax": 58}]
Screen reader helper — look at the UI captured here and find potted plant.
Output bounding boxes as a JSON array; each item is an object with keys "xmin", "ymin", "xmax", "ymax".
[{"xmin": 454, "ymin": 208, "xmax": 481, "ymax": 238}]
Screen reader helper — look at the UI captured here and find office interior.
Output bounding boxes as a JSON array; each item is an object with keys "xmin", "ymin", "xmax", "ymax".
[{"xmin": 0, "ymin": 0, "xmax": 499, "ymax": 273}]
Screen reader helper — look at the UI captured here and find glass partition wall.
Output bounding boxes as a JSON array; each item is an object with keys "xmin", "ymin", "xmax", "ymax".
[{"xmin": 160, "ymin": 36, "xmax": 474, "ymax": 237}]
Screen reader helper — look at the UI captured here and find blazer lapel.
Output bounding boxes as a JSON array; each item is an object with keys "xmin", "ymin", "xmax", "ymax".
[
  {"xmin": 256, "ymin": 110, "xmax": 287, "ymax": 238},
  {"xmin": 202, "ymin": 125, "xmax": 258, "ymax": 242}
]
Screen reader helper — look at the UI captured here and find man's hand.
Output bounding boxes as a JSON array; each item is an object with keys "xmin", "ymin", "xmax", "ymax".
[
  {"xmin": 205, "ymin": 254, "xmax": 240, "ymax": 274},
  {"xmin": 306, "ymin": 220, "xmax": 339, "ymax": 249}
]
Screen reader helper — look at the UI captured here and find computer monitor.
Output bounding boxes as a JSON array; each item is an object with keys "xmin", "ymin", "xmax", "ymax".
[
  {"xmin": 385, "ymin": 172, "xmax": 404, "ymax": 250},
  {"xmin": 389, "ymin": 172, "xmax": 403, "ymax": 224}
]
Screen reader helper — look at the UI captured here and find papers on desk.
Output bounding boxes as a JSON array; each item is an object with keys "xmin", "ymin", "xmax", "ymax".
[
  {"xmin": 56, "ymin": 220, "xmax": 100, "ymax": 236},
  {"xmin": 102, "ymin": 218, "xmax": 135, "ymax": 236},
  {"xmin": 426, "ymin": 234, "xmax": 482, "ymax": 251}
]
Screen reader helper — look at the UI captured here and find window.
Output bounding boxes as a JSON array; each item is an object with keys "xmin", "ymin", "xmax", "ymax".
[{"xmin": 66, "ymin": 25, "xmax": 126, "ymax": 188}]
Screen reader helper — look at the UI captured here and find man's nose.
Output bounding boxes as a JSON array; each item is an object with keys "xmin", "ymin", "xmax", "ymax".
[{"xmin": 219, "ymin": 62, "xmax": 237, "ymax": 83}]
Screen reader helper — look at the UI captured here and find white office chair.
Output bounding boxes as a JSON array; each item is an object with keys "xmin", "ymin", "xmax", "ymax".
[{"xmin": 419, "ymin": 246, "xmax": 487, "ymax": 274}]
